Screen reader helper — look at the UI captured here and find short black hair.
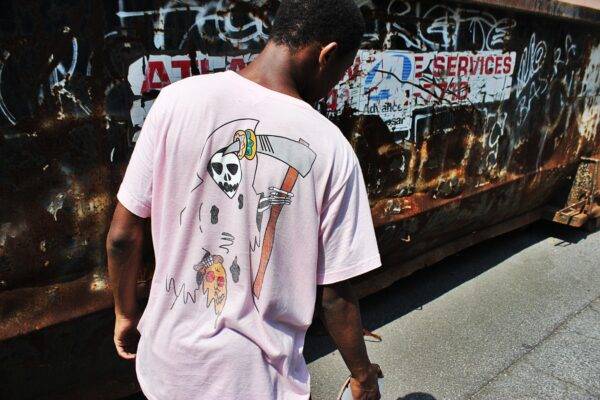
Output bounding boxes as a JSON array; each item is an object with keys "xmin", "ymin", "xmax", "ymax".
[{"xmin": 270, "ymin": 0, "xmax": 366, "ymax": 54}]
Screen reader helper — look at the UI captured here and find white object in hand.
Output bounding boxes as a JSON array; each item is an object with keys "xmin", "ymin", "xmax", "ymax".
[{"xmin": 340, "ymin": 377, "xmax": 384, "ymax": 400}]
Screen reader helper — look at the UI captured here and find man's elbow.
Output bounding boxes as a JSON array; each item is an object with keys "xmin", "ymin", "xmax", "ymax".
[
  {"xmin": 106, "ymin": 226, "xmax": 143, "ymax": 257},
  {"xmin": 320, "ymin": 294, "xmax": 348, "ymax": 315},
  {"xmin": 319, "ymin": 281, "xmax": 356, "ymax": 313}
]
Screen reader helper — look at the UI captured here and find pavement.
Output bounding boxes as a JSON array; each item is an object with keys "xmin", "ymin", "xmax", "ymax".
[{"xmin": 305, "ymin": 221, "xmax": 600, "ymax": 400}]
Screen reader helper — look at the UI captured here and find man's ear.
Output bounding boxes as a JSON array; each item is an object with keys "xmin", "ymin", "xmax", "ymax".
[{"xmin": 318, "ymin": 42, "xmax": 338, "ymax": 68}]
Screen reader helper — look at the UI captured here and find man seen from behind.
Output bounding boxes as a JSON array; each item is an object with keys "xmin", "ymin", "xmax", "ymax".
[{"xmin": 107, "ymin": 1, "xmax": 383, "ymax": 398}]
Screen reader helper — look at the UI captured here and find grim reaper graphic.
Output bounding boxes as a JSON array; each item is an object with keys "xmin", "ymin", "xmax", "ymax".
[{"xmin": 182, "ymin": 118, "xmax": 316, "ymax": 312}]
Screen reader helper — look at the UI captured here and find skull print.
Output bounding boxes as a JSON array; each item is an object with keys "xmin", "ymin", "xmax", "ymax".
[{"xmin": 208, "ymin": 150, "xmax": 242, "ymax": 198}]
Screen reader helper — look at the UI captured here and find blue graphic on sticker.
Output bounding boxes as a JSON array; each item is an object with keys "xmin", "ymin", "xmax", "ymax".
[
  {"xmin": 365, "ymin": 60, "xmax": 383, "ymax": 86},
  {"xmin": 363, "ymin": 52, "xmax": 413, "ymax": 101},
  {"xmin": 392, "ymin": 53, "xmax": 412, "ymax": 81},
  {"xmin": 370, "ymin": 89, "xmax": 391, "ymax": 101},
  {"xmin": 364, "ymin": 53, "xmax": 413, "ymax": 88}
]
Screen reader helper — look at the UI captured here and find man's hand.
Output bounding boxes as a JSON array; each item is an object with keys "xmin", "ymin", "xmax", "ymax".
[
  {"xmin": 349, "ymin": 363, "xmax": 383, "ymax": 400},
  {"xmin": 114, "ymin": 314, "xmax": 141, "ymax": 360}
]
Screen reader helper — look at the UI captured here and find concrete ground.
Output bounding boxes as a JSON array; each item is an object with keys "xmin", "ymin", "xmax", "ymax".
[{"xmin": 305, "ymin": 221, "xmax": 600, "ymax": 400}]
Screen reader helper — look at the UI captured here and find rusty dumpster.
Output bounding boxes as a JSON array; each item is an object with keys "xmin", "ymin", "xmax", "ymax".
[{"xmin": 1, "ymin": 0, "xmax": 599, "ymax": 398}]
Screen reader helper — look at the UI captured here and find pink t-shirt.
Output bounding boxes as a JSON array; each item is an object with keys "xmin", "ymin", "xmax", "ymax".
[{"xmin": 117, "ymin": 70, "xmax": 381, "ymax": 400}]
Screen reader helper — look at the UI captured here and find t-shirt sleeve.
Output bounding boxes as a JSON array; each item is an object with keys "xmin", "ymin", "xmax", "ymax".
[
  {"xmin": 116, "ymin": 96, "xmax": 163, "ymax": 218},
  {"xmin": 316, "ymin": 153, "xmax": 382, "ymax": 285}
]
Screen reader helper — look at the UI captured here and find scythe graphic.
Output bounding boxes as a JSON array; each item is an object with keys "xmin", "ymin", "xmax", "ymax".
[{"xmin": 220, "ymin": 130, "xmax": 316, "ymax": 299}]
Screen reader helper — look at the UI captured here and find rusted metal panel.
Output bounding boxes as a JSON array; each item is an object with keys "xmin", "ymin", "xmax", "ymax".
[
  {"xmin": 461, "ymin": 0, "xmax": 600, "ymax": 23},
  {"xmin": 0, "ymin": 0, "xmax": 599, "ymax": 397}
]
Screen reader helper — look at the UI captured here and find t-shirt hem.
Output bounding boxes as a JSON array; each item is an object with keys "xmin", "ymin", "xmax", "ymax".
[
  {"xmin": 136, "ymin": 357, "xmax": 160, "ymax": 400},
  {"xmin": 117, "ymin": 189, "xmax": 151, "ymax": 218},
  {"xmin": 316, "ymin": 254, "xmax": 382, "ymax": 285}
]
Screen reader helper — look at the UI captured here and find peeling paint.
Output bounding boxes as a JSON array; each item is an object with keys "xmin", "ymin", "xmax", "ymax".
[{"xmin": 46, "ymin": 193, "xmax": 66, "ymax": 221}]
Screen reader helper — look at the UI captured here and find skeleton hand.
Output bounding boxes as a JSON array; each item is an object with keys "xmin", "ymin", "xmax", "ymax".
[{"xmin": 257, "ymin": 187, "xmax": 294, "ymax": 212}]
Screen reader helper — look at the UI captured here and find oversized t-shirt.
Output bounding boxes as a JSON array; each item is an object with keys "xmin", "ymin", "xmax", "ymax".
[{"xmin": 117, "ymin": 70, "xmax": 381, "ymax": 400}]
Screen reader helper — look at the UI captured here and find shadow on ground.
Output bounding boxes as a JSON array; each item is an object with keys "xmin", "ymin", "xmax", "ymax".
[
  {"xmin": 303, "ymin": 220, "xmax": 591, "ymax": 364},
  {"xmin": 397, "ymin": 394, "xmax": 438, "ymax": 400}
]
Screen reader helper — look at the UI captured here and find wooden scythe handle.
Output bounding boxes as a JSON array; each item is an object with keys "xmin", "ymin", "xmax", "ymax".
[{"xmin": 252, "ymin": 166, "xmax": 299, "ymax": 299}]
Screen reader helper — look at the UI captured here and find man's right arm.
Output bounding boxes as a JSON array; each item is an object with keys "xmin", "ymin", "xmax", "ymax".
[
  {"xmin": 317, "ymin": 280, "xmax": 382, "ymax": 400},
  {"xmin": 107, "ymin": 202, "xmax": 146, "ymax": 359}
]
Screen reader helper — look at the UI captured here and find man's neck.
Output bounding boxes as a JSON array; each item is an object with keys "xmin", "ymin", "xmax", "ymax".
[{"xmin": 237, "ymin": 42, "xmax": 307, "ymax": 101}]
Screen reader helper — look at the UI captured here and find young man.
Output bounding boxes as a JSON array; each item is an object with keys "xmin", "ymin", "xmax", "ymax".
[{"xmin": 107, "ymin": 0, "xmax": 383, "ymax": 399}]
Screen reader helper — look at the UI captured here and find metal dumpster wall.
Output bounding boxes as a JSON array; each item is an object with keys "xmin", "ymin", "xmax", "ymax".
[{"xmin": 0, "ymin": 0, "xmax": 599, "ymax": 352}]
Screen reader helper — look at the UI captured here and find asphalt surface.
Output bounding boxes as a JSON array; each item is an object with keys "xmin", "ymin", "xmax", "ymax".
[{"xmin": 305, "ymin": 221, "xmax": 600, "ymax": 400}]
